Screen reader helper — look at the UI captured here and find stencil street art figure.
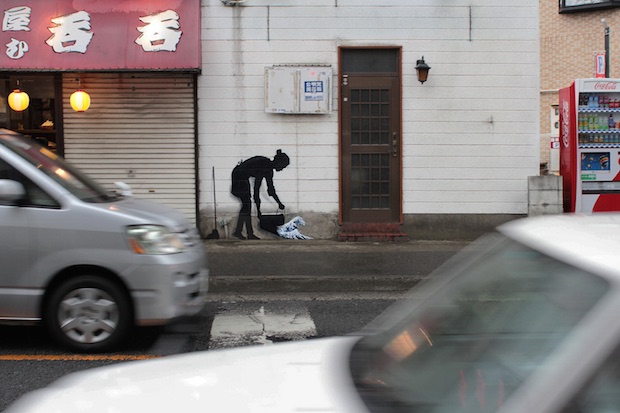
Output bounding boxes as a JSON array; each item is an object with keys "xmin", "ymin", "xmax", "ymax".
[{"xmin": 231, "ymin": 149, "xmax": 290, "ymax": 240}]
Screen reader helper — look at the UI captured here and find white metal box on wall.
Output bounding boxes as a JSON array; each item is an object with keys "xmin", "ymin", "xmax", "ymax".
[{"xmin": 264, "ymin": 66, "xmax": 332, "ymax": 114}]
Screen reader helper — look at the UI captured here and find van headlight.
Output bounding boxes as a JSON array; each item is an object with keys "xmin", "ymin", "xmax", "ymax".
[{"xmin": 125, "ymin": 225, "xmax": 186, "ymax": 255}]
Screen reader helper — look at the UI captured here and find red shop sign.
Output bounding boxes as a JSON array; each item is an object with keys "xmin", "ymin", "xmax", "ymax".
[{"xmin": 0, "ymin": 0, "xmax": 200, "ymax": 71}]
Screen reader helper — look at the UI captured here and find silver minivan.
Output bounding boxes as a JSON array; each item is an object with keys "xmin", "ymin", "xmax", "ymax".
[{"xmin": 0, "ymin": 129, "xmax": 208, "ymax": 352}]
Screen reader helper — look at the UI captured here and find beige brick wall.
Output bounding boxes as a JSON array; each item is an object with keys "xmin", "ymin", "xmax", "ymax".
[{"xmin": 540, "ymin": 3, "xmax": 620, "ymax": 172}]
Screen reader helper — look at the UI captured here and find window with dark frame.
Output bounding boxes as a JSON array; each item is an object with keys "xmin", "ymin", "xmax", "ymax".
[{"xmin": 560, "ymin": 0, "xmax": 620, "ymax": 13}]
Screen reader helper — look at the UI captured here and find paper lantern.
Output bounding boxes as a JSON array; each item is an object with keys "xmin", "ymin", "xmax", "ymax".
[
  {"xmin": 8, "ymin": 89, "xmax": 29, "ymax": 111},
  {"xmin": 70, "ymin": 90, "xmax": 91, "ymax": 112}
]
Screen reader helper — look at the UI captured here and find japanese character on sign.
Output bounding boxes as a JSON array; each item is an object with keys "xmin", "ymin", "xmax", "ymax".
[
  {"xmin": 3, "ymin": 6, "xmax": 31, "ymax": 31},
  {"xmin": 304, "ymin": 81, "xmax": 324, "ymax": 101},
  {"xmin": 3, "ymin": 6, "xmax": 31, "ymax": 60},
  {"xmin": 135, "ymin": 10, "xmax": 182, "ymax": 52},
  {"xmin": 305, "ymin": 81, "xmax": 323, "ymax": 94},
  {"xmin": 46, "ymin": 11, "xmax": 94, "ymax": 53},
  {"xmin": 6, "ymin": 38, "xmax": 28, "ymax": 59},
  {"xmin": 1, "ymin": 4, "xmax": 191, "ymax": 67}
]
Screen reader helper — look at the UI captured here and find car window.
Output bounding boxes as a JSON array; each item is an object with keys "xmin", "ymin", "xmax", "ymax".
[
  {"xmin": 351, "ymin": 237, "xmax": 610, "ymax": 413},
  {"xmin": 0, "ymin": 132, "xmax": 119, "ymax": 203},
  {"xmin": 0, "ymin": 158, "xmax": 59, "ymax": 208}
]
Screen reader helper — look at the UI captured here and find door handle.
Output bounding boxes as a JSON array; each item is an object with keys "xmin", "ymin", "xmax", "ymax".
[{"xmin": 392, "ymin": 132, "xmax": 398, "ymax": 157}]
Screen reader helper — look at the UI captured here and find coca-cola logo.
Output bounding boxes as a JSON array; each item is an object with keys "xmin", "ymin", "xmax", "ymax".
[
  {"xmin": 561, "ymin": 100, "xmax": 570, "ymax": 148},
  {"xmin": 594, "ymin": 82, "xmax": 618, "ymax": 90}
]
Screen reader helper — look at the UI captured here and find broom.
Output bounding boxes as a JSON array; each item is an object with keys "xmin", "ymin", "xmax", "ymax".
[{"xmin": 205, "ymin": 166, "xmax": 220, "ymax": 239}]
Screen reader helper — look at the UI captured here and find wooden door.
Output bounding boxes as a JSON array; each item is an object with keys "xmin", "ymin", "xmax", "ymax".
[{"xmin": 340, "ymin": 48, "xmax": 401, "ymax": 223}]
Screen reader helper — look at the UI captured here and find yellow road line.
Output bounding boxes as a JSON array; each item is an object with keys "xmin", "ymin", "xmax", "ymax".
[{"xmin": 0, "ymin": 354, "xmax": 161, "ymax": 361}]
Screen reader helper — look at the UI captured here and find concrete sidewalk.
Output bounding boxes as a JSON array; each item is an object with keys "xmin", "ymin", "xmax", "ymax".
[{"xmin": 204, "ymin": 239, "xmax": 471, "ymax": 293}]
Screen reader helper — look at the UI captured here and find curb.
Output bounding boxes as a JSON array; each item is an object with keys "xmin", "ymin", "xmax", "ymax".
[{"xmin": 208, "ymin": 274, "xmax": 430, "ymax": 293}]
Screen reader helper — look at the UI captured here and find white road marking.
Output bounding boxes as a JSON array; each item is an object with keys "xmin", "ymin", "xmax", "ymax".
[
  {"xmin": 209, "ymin": 304, "xmax": 317, "ymax": 349},
  {"xmin": 205, "ymin": 291, "xmax": 408, "ymax": 302}
]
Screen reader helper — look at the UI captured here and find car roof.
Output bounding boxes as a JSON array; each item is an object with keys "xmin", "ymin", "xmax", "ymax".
[
  {"xmin": 498, "ymin": 213, "xmax": 620, "ymax": 282},
  {"xmin": 0, "ymin": 128, "xmax": 23, "ymax": 138},
  {"xmin": 0, "ymin": 129, "xmax": 31, "ymax": 149}
]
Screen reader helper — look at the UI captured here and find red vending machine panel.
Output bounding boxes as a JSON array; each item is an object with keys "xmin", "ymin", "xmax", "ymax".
[{"xmin": 560, "ymin": 79, "xmax": 620, "ymax": 213}]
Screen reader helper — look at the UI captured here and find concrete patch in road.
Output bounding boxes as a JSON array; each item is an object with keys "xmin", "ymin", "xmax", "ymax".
[{"xmin": 209, "ymin": 304, "xmax": 317, "ymax": 349}]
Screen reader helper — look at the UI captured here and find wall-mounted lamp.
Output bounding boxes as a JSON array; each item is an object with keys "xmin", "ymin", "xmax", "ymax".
[
  {"xmin": 220, "ymin": 0, "xmax": 245, "ymax": 5},
  {"xmin": 70, "ymin": 78, "xmax": 91, "ymax": 112},
  {"xmin": 415, "ymin": 56, "xmax": 431, "ymax": 84},
  {"xmin": 8, "ymin": 80, "xmax": 29, "ymax": 111}
]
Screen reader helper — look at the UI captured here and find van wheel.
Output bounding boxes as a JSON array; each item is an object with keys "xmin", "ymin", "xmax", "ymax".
[{"xmin": 44, "ymin": 276, "xmax": 133, "ymax": 353}]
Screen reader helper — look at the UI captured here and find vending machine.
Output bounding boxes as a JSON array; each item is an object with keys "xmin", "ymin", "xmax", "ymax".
[{"xmin": 559, "ymin": 78, "xmax": 620, "ymax": 213}]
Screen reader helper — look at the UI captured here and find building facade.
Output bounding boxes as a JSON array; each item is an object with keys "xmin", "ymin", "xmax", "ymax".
[
  {"xmin": 0, "ymin": 0, "xmax": 540, "ymax": 240},
  {"xmin": 198, "ymin": 0, "xmax": 540, "ymax": 239},
  {"xmin": 540, "ymin": 1, "xmax": 620, "ymax": 175},
  {"xmin": 0, "ymin": 1, "xmax": 201, "ymax": 221}
]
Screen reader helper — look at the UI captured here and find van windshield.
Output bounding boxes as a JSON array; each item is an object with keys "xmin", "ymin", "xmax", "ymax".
[{"xmin": 0, "ymin": 131, "xmax": 119, "ymax": 203}]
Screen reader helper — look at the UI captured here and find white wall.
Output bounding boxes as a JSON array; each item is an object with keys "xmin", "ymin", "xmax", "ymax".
[{"xmin": 197, "ymin": 0, "xmax": 540, "ymax": 222}]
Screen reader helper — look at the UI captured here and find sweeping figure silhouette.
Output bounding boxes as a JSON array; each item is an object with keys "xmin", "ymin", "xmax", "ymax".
[{"xmin": 231, "ymin": 149, "xmax": 289, "ymax": 240}]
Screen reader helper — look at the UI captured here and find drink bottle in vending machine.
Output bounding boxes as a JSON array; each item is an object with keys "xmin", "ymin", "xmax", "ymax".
[{"xmin": 559, "ymin": 78, "xmax": 620, "ymax": 213}]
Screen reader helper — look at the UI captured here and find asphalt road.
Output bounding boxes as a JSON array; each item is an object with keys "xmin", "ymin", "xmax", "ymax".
[{"xmin": 206, "ymin": 239, "xmax": 470, "ymax": 293}]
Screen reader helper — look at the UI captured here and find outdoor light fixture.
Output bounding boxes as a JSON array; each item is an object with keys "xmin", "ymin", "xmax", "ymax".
[
  {"xmin": 415, "ymin": 56, "xmax": 431, "ymax": 84},
  {"xmin": 70, "ymin": 89, "xmax": 91, "ymax": 112},
  {"xmin": 8, "ymin": 81, "xmax": 29, "ymax": 112},
  {"xmin": 70, "ymin": 78, "xmax": 90, "ymax": 112}
]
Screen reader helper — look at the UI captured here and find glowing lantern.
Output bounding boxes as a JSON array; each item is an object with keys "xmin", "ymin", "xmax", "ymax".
[
  {"xmin": 8, "ymin": 89, "xmax": 30, "ymax": 111},
  {"xmin": 70, "ymin": 90, "xmax": 91, "ymax": 112}
]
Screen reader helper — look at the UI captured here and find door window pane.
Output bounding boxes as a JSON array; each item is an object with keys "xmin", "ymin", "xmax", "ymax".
[
  {"xmin": 350, "ymin": 88, "xmax": 390, "ymax": 145},
  {"xmin": 342, "ymin": 49, "xmax": 399, "ymax": 73},
  {"xmin": 351, "ymin": 153, "xmax": 390, "ymax": 209}
]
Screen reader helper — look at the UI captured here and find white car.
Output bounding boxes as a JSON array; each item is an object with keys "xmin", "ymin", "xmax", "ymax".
[{"xmin": 7, "ymin": 214, "xmax": 620, "ymax": 413}]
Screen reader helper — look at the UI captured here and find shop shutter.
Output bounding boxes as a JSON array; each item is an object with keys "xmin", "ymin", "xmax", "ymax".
[{"xmin": 62, "ymin": 72, "xmax": 197, "ymax": 223}]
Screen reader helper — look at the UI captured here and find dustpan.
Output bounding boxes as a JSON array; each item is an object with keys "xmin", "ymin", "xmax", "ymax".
[{"xmin": 259, "ymin": 212, "xmax": 285, "ymax": 234}]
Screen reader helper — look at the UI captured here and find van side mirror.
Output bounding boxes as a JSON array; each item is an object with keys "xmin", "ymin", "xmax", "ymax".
[
  {"xmin": 0, "ymin": 179, "xmax": 26, "ymax": 203},
  {"xmin": 114, "ymin": 181, "xmax": 133, "ymax": 197}
]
